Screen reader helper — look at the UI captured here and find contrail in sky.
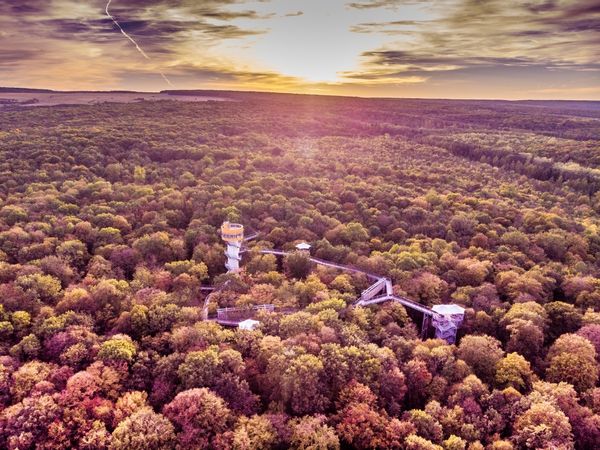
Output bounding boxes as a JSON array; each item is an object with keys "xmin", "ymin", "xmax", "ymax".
[{"xmin": 105, "ymin": 0, "xmax": 173, "ymax": 87}]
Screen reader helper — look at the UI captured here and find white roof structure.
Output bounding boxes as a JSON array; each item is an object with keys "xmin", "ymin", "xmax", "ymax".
[
  {"xmin": 295, "ymin": 242, "xmax": 312, "ymax": 250},
  {"xmin": 238, "ymin": 319, "xmax": 260, "ymax": 330},
  {"xmin": 432, "ymin": 304, "xmax": 465, "ymax": 316}
]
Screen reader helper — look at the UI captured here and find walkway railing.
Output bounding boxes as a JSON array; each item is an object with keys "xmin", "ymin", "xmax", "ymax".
[{"xmin": 217, "ymin": 304, "xmax": 275, "ymax": 322}]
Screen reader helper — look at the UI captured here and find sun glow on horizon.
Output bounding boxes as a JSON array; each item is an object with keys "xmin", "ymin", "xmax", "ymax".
[
  {"xmin": 0, "ymin": 0, "xmax": 598, "ymax": 99},
  {"xmin": 213, "ymin": 0, "xmax": 427, "ymax": 84}
]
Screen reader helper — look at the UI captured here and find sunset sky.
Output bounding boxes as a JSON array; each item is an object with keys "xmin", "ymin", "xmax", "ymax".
[{"xmin": 1, "ymin": 0, "xmax": 599, "ymax": 99}]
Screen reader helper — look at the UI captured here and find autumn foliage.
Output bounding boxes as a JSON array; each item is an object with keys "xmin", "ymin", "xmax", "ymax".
[{"xmin": 0, "ymin": 94, "xmax": 599, "ymax": 448}]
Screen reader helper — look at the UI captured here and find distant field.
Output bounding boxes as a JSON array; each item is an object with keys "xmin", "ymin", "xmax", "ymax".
[{"xmin": 0, "ymin": 91, "xmax": 228, "ymax": 108}]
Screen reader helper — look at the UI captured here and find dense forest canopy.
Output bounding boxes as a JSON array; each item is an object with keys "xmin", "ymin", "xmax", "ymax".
[{"xmin": 0, "ymin": 93, "xmax": 600, "ymax": 449}]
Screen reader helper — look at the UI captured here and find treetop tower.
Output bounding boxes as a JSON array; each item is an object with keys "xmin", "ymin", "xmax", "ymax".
[{"xmin": 220, "ymin": 221, "xmax": 244, "ymax": 272}]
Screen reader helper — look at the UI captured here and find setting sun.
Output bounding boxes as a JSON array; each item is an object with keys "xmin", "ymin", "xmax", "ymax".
[{"xmin": 1, "ymin": 0, "xmax": 598, "ymax": 98}]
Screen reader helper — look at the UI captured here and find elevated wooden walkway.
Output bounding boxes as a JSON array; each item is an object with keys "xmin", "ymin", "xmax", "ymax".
[
  {"xmin": 202, "ymin": 245, "xmax": 463, "ymax": 342},
  {"xmin": 258, "ymin": 248, "xmax": 437, "ymax": 317}
]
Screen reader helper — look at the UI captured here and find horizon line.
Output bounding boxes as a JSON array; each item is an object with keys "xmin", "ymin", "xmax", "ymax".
[{"xmin": 1, "ymin": 86, "xmax": 600, "ymax": 103}]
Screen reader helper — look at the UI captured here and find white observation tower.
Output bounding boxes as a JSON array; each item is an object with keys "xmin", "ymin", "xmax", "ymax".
[{"xmin": 220, "ymin": 221, "xmax": 244, "ymax": 272}]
